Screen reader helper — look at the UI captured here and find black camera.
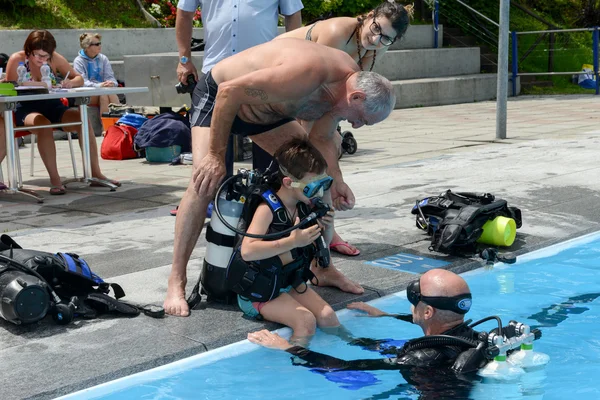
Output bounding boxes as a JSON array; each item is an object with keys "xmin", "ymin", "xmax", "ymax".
[
  {"xmin": 311, "ymin": 198, "xmax": 331, "ymax": 219},
  {"xmin": 176, "ymin": 74, "xmax": 197, "ymax": 94},
  {"xmin": 306, "ymin": 199, "xmax": 331, "ymax": 268}
]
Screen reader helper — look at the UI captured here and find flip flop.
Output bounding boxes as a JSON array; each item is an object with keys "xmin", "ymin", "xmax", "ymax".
[
  {"xmin": 49, "ymin": 185, "xmax": 67, "ymax": 195},
  {"xmin": 329, "ymin": 241, "xmax": 361, "ymax": 257},
  {"xmin": 170, "ymin": 206, "xmax": 178, "ymax": 216},
  {"xmin": 90, "ymin": 179, "xmax": 122, "ymax": 187}
]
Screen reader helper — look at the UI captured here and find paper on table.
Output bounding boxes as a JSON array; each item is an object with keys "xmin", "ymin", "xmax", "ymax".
[
  {"xmin": 72, "ymin": 87, "xmax": 97, "ymax": 91},
  {"xmin": 15, "ymin": 85, "xmax": 48, "ymax": 90}
]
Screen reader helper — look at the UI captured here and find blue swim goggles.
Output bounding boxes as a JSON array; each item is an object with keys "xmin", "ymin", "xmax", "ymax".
[{"xmin": 280, "ymin": 166, "xmax": 333, "ymax": 198}]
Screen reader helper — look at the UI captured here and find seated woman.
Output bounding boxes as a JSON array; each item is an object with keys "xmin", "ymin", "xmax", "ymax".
[
  {"xmin": 73, "ymin": 33, "xmax": 120, "ymax": 121},
  {"xmin": 4, "ymin": 29, "xmax": 120, "ymax": 195},
  {"xmin": 277, "ymin": 1, "xmax": 413, "ymax": 256}
]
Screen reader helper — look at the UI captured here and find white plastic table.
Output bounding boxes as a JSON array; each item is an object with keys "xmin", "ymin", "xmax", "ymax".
[{"xmin": 1, "ymin": 86, "xmax": 148, "ymax": 202}]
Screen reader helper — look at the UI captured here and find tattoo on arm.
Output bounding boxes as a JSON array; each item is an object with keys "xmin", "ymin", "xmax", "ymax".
[{"xmin": 245, "ymin": 88, "xmax": 268, "ymax": 101}]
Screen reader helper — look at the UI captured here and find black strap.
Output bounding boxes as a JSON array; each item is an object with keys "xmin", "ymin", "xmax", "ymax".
[
  {"xmin": 120, "ymin": 300, "xmax": 165, "ymax": 318},
  {"xmin": 232, "ymin": 265, "xmax": 260, "ymax": 294},
  {"xmin": 110, "ymin": 283, "xmax": 126, "ymax": 299},
  {"xmin": 186, "ymin": 274, "xmax": 206, "ymax": 310},
  {"xmin": 206, "ymin": 225, "xmax": 235, "ymax": 247}
]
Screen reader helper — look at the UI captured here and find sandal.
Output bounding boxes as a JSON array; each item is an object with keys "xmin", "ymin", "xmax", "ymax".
[
  {"xmin": 90, "ymin": 179, "xmax": 121, "ymax": 187},
  {"xmin": 49, "ymin": 185, "xmax": 67, "ymax": 195},
  {"xmin": 329, "ymin": 241, "xmax": 361, "ymax": 257}
]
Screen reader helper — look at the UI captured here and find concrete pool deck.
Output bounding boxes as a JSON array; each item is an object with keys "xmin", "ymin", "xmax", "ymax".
[{"xmin": 2, "ymin": 94, "xmax": 600, "ymax": 399}]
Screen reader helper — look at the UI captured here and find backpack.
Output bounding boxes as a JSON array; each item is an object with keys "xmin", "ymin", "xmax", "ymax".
[
  {"xmin": 101, "ymin": 124, "xmax": 140, "ymax": 160},
  {"xmin": 0, "ymin": 234, "xmax": 163, "ymax": 321},
  {"xmin": 134, "ymin": 112, "xmax": 191, "ymax": 152},
  {"xmin": 411, "ymin": 190, "xmax": 522, "ymax": 254}
]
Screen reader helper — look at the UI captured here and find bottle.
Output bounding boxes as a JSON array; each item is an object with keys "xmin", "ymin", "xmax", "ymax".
[
  {"xmin": 40, "ymin": 62, "xmax": 52, "ymax": 89},
  {"xmin": 508, "ymin": 343, "xmax": 550, "ymax": 369},
  {"xmin": 478, "ymin": 354, "xmax": 526, "ymax": 381},
  {"xmin": 17, "ymin": 62, "xmax": 27, "ymax": 84}
]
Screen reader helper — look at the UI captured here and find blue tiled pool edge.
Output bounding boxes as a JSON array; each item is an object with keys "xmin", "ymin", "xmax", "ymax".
[{"xmin": 55, "ymin": 230, "xmax": 600, "ymax": 400}]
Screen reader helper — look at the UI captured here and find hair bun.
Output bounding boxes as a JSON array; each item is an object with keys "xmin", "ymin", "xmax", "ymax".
[{"xmin": 403, "ymin": 3, "xmax": 415, "ymax": 19}]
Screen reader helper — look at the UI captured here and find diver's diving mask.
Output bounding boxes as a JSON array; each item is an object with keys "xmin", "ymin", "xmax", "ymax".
[
  {"xmin": 407, "ymin": 278, "xmax": 472, "ymax": 314},
  {"xmin": 280, "ymin": 166, "xmax": 333, "ymax": 198}
]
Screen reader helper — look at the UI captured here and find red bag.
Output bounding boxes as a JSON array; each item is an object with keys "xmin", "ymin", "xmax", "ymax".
[{"xmin": 101, "ymin": 124, "xmax": 139, "ymax": 160}]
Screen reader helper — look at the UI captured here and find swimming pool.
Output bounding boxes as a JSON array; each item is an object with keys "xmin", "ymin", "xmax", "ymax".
[{"xmin": 58, "ymin": 232, "xmax": 600, "ymax": 400}]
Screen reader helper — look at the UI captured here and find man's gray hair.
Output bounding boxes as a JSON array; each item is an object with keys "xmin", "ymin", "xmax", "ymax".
[{"xmin": 355, "ymin": 71, "xmax": 396, "ymax": 116}]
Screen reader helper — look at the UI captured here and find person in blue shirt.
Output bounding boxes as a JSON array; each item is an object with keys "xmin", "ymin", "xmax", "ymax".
[
  {"xmin": 175, "ymin": 0, "xmax": 303, "ymax": 178},
  {"xmin": 73, "ymin": 33, "xmax": 120, "ymax": 120}
]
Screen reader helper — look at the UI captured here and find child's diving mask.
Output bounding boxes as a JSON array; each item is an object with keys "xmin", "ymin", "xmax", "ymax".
[{"xmin": 280, "ymin": 166, "xmax": 333, "ymax": 198}]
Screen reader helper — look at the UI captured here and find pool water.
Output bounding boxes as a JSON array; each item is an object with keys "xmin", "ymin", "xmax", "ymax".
[{"xmin": 59, "ymin": 232, "xmax": 600, "ymax": 400}]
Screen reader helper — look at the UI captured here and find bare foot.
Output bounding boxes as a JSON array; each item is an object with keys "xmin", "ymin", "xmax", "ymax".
[
  {"xmin": 311, "ymin": 263, "xmax": 364, "ymax": 294},
  {"xmin": 164, "ymin": 278, "xmax": 190, "ymax": 317}
]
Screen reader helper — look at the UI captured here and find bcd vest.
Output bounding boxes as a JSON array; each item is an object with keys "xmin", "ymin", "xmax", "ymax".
[{"xmin": 226, "ymin": 187, "xmax": 316, "ymax": 302}]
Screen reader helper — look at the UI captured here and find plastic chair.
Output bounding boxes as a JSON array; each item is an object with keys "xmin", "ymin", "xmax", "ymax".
[
  {"xmin": 24, "ymin": 97, "xmax": 78, "ymax": 182},
  {"xmin": 0, "ymin": 112, "xmax": 78, "ymax": 188}
]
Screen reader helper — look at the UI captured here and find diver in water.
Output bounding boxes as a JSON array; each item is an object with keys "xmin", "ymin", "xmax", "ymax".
[{"xmin": 249, "ymin": 269, "xmax": 482, "ymax": 398}]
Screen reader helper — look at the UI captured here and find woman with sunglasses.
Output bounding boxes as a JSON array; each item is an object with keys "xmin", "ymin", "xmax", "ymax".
[
  {"xmin": 73, "ymin": 33, "xmax": 120, "ymax": 119},
  {"xmin": 2, "ymin": 30, "xmax": 120, "ymax": 195},
  {"xmin": 276, "ymin": 2, "xmax": 412, "ymax": 257}
]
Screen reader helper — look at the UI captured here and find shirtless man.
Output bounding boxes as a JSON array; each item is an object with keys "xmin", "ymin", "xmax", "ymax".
[{"xmin": 165, "ymin": 38, "xmax": 396, "ymax": 316}]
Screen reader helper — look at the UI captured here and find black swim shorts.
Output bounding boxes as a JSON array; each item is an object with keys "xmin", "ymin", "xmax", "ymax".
[
  {"xmin": 190, "ymin": 70, "xmax": 294, "ymax": 136},
  {"xmin": 15, "ymin": 99, "xmax": 69, "ymax": 127}
]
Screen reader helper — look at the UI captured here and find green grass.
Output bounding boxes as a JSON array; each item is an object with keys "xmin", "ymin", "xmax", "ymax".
[
  {"xmin": 521, "ymin": 75, "xmax": 597, "ymax": 95},
  {"xmin": 522, "ymin": 85, "xmax": 595, "ymax": 95},
  {"xmin": 0, "ymin": 0, "xmax": 152, "ymax": 29}
]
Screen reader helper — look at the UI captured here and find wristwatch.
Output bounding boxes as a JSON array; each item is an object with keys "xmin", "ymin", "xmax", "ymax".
[{"xmin": 180, "ymin": 56, "xmax": 189, "ymax": 65}]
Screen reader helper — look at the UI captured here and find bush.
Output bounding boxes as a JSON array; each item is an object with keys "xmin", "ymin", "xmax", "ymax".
[
  {"xmin": 0, "ymin": 0, "xmax": 36, "ymax": 12},
  {"xmin": 143, "ymin": 0, "xmax": 202, "ymax": 27},
  {"xmin": 301, "ymin": 0, "xmax": 383, "ymax": 24}
]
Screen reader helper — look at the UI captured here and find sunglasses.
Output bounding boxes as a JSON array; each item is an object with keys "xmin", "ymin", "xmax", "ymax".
[
  {"xmin": 369, "ymin": 21, "xmax": 396, "ymax": 46},
  {"xmin": 89, "ymin": 42, "xmax": 102, "ymax": 47}
]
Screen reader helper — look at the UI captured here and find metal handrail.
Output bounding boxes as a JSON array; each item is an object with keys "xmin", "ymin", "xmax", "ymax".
[
  {"xmin": 516, "ymin": 27, "xmax": 597, "ymax": 35},
  {"xmin": 511, "ymin": 27, "xmax": 600, "ymax": 96},
  {"xmin": 454, "ymin": 0, "xmax": 502, "ymax": 29}
]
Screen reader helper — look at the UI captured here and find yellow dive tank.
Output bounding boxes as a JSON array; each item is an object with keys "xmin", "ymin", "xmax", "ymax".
[{"xmin": 477, "ymin": 216, "xmax": 517, "ymax": 247}]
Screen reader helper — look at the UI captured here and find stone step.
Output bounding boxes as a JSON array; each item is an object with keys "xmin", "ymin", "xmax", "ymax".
[
  {"xmin": 1, "ymin": 25, "xmax": 441, "ymax": 65},
  {"xmin": 373, "ymin": 47, "xmax": 481, "ymax": 80},
  {"xmin": 390, "ymin": 74, "xmax": 520, "ymax": 109}
]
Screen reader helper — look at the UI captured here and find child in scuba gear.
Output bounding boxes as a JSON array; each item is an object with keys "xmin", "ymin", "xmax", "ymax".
[{"xmin": 236, "ymin": 139, "xmax": 341, "ymax": 345}]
